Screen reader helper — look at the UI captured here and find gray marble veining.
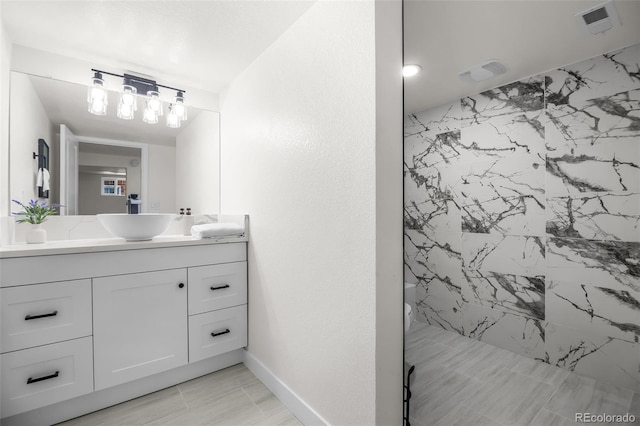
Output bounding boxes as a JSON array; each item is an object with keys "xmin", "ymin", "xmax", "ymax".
[{"xmin": 405, "ymin": 42, "xmax": 640, "ymax": 394}]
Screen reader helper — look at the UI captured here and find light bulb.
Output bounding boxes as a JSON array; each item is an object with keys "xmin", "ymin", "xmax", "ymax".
[
  {"xmin": 173, "ymin": 91, "xmax": 187, "ymax": 121},
  {"xmin": 402, "ymin": 64, "xmax": 422, "ymax": 78},
  {"xmin": 146, "ymin": 90, "xmax": 163, "ymax": 116},
  {"xmin": 143, "ymin": 104, "xmax": 158, "ymax": 124},
  {"xmin": 87, "ymin": 72, "xmax": 108, "ymax": 115},
  {"xmin": 91, "ymin": 87, "xmax": 105, "ymax": 100},
  {"xmin": 117, "ymin": 84, "xmax": 137, "ymax": 120},
  {"xmin": 166, "ymin": 105, "xmax": 181, "ymax": 128}
]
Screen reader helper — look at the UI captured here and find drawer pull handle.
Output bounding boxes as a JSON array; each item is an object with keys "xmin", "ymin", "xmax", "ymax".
[
  {"xmin": 27, "ymin": 371, "xmax": 59, "ymax": 384},
  {"xmin": 211, "ymin": 329, "xmax": 231, "ymax": 337},
  {"xmin": 25, "ymin": 310, "xmax": 58, "ymax": 321},
  {"xmin": 210, "ymin": 284, "xmax": 230, "ymax": 291}
]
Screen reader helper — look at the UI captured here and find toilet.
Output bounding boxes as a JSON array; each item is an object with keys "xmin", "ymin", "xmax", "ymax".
[{"xmin": 404, "ymin": 282, "xmax": 416, "ymax": 333}]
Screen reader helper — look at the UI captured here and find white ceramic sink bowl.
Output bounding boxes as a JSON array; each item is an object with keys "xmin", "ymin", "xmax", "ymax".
[{"xmin": 97, "ymin": 213, "xmax": 176, "ymax": 241}]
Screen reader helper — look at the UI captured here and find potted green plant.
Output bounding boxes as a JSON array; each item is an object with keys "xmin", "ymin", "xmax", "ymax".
[{"xmin": 12, "ymin": 199, "xmax": 61, "ymax": 244}]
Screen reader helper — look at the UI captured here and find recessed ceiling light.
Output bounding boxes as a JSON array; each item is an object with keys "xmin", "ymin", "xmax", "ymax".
[{"xmin": 403, "ymin": 64, "xmax": 422, "ymax": 78}]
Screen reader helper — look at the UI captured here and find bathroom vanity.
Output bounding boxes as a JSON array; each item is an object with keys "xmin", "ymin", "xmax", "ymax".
[{"xmin": 0, "ymin": 234, "xmax": 248, "ymax": 426}]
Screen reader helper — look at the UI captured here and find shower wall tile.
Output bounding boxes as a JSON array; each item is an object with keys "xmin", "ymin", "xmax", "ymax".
[
  {"xmin": 546, "ymin": 88, "xmax": 640, "ymax": 149},
  {"xmin": 545, "ymin": 43, "xmax": 640, "ymax": 107},
  {"xmin": 545, "ymin": 140, "xmax": 640, "ymax": 196},
  {"xmin": 405, "ymin": 198, "xmax": 461, "ymax": 233},
  {"xmin": 461, "ymin": 233, "xmax": 545, "ymax": 277},
  {"xmin": 546, "ymin": 192, "xmax": 640, "ymax": 242},
  {"xmin": 461, "ymin": 272, "xmax": 545, "ymax": 320},
  {"xmin": 404, "ymin": 129, "xmax": 463, "ymax": 169},
  {"xmin": 546, "ymin": 322, "xmax": 640, "ymax": 392},
  {"xmin": 463, "ymin": 303, "xmax": 546, "ymax": 359},
  {"xmin": 460, "ymin": 76, "xmax": 545, "ymax": 126},
  {"xmin": 404, "ymin": 230, "xmax": 466, "ymax": 288},
  {"xmin": 405, "ymin": 42, "xmax": 640, "ymax": 393},
  {"xmin": 450, "ymin": 154, "xmax": 545, "ymax": 201},
  {"xmin": 460, "ymin": 111, "xmax": 546, "ymax": 160},
  {"xmin": 405, "ymin": 99, "xmax": 462, "ymax": 138},
  {"xmin": 546, "ymin": 279, "xmax": 640, "ymax": 344},
  {"xmin": 546, "ymin": 237, "xmax": 640, "ymax": 292},
  {"xmin": 415, "ymin": 277, "xmax": 465, "ymax": 334},
  {"xmin": 404, "ymin": 162, "xmax": 457, "ymax": 201},
  {"xmin": 459, "ymin": 194, "xmax": 545, "ymax": 236}
]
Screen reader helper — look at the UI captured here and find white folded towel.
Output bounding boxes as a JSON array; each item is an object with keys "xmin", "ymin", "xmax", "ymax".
[
  {"xmin": 36, "ymin": 168, "xmax": 50, "ymax": 192},
  {"xmin": 191, "ymin": 223, "xmax": 245, "ymax": 239}
]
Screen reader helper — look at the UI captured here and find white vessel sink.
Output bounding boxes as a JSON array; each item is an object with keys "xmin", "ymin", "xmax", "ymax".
[{"xmin": 97, "ymin": 213, "xmax": 176, "ymax": 241}]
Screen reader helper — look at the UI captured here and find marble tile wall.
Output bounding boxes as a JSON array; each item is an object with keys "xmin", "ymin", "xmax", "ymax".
[{"xmin": 404, "ymin": 42, "xmax": 640, "ymax": 392}]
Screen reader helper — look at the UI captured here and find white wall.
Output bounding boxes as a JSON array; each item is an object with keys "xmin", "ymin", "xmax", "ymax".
[
  {"xmin": 0, "ymin": 12, "xmax": 10, "ymax": 421},
  {"xmin": 175, "ymin": 111, "xmax": 219, "ymax": 214},
  {"xmin": 9, "ymin": 72, "xmax": 54, "ymax": 204},
  {"xmin": 147, "ymin": 144, "xmax": 176, "ymax": 213},
  {"xmin": 1, "ymin": 20, "xmax": 12, "ymax": 251},
  {"xmin": 220, "ymin": 1, "xmax": 402, "ymax": 423},
  {"xmin": 374, "ymin": 1, "xmax": 404, "ymax": 423}
]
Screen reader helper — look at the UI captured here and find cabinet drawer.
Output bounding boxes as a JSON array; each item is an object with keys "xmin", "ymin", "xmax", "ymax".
[
  {"xmin": 189, "ymin": 305, "xmax": 247, "ymax": 363},
  {"xmin": 188, "ymin": 262, "xmax": 247, "ymax": 315},
  {"xmin": 1, "ymin": 337, "xmax": 94, "ymax": 417},
  {"xmin": 1, "ymin": 280, "xmax": 92, "ymax": 353}
]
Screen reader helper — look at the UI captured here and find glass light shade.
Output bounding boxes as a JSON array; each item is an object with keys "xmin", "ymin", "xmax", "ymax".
[
  {"xmin": 146, "ymin": 90, "xmax": 163, "ymax": 116},
  {"xmin": 166, "ymin": 106, "xmax": 181, "ymax": 128},
  {"xmin": 173, "ymin": 93, "xmax": 187, "ymax": 121},
  {"xmin": 143, "ymin": 103, "xmax": 158, "ymax": 124},
  {"xmin": 87, "ymin": 76, "xmax": 107, "ymax": 116},
  {"xmin": 117, "ymin": 85, "xmax": 137, "ymax": 120}
]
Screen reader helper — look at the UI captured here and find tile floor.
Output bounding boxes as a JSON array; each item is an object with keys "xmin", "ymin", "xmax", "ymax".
[
  {"xmin": 405, "ymin": 321, "xmax": 640, "ymax": 426},
  {"xmin": 56, "ymin": 364, "xmax": 301, "ymax": 426}
]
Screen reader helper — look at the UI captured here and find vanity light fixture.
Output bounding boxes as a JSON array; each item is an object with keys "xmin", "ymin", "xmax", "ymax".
[
  {"xmin": 87, "ymin": 71, "xmax": 108, "ymax": 115},
  {"xmin": 87, "ymin": 68, "xmax": 187, "ymax": 128}
]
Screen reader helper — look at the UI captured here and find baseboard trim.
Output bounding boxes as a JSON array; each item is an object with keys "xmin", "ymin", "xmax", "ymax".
[{"xmin": 242, "ymin": 350, "xmax": 328, "ymax": 425}]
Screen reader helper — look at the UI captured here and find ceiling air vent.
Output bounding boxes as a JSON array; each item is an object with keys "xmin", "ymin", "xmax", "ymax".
[
  {"xmin": 576, "ymin": 0, "xmax": 621, "ymax": 35},
  {"xmin": 458, "ymin": 60, "xmax": 507, "ymax": 83}
]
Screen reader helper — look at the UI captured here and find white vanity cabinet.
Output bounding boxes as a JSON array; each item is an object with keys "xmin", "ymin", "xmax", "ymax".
[{"xmin": 0, "ymin": 241, "xmax": 248, "ymax": 423}]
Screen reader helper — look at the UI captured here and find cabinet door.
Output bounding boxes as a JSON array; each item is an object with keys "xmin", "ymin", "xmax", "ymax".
[{"xmin": 93, "ymin": 269, "xmax": 187, "ymax": 391}]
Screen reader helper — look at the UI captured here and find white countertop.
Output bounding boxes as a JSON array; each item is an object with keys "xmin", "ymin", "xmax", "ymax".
[{"xmin": 0, "ymin": 233, "xmax": 248, "ymax": 258}]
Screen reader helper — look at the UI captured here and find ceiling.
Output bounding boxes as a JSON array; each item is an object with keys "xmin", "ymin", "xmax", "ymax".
[
  {"xmin": 0, "ymin": 1, "xmax": 315, "ymax": 94},
  {"xmin": 403, "ymin": 0, "xmax": 640, "ymax": 114},
  {"xmin": 2, "ymin": 1, "xmax": 639, "ymax": 118}
]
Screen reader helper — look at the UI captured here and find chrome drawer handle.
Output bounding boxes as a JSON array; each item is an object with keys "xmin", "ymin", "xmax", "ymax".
[
  {"xmin": 210, "ymin": 284, "xmax": 230, "ymax": 291},
  {"xmin": 25, "ymin": 310, "xmax": 58, "ymax": 321},
  {"xmin": 211, "ymin": 329, "xmax": 231, "ymax": 337},
  {"xmin": 27, "ymin": 370, "xmax": 59, "ymax": 384}
]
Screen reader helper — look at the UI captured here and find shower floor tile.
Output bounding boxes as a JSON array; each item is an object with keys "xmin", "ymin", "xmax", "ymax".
[{"xmin": 405, "ymin": 323, "xmax": 639, "ymax": 426}]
